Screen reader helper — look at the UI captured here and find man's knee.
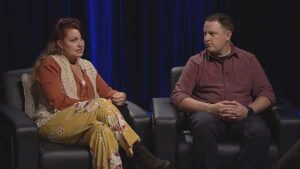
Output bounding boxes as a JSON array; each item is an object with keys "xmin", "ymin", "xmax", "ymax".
[
  {"xmin": 190, "ymin": 112, "xmax": 220, "ymax": 134},
  {"xmin": 244, "ymin": 117, "xmax": 271, "ymax": 141}
]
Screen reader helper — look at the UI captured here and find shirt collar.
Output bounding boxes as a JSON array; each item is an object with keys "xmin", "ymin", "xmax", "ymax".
[{"xmin": 205, "ymin": 43, "xmax": 238, "ymax": 62}]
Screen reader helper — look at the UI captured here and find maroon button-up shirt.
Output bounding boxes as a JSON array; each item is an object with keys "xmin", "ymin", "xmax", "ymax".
[{"xmin": 171, "ymin": 46, "xmax": 275, "ymax": 107}]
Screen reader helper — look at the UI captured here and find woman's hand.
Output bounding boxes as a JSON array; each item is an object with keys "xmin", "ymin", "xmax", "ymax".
[{"xmin": 111, "ymin": 92, "xmax": 127, "ymax": 106}]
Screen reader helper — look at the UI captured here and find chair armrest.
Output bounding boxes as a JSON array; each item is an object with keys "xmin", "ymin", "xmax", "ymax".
[
  {"xmin": 0, "ymin": 103, "xmax": 38, "ymax": 169},
  {"xmin": 152, "ymin": 98, "xmax": 177, "ymax": 168},
  {"xmin": 272, "ymin": 98, "xmax": 300, "ymax": 156},
  {"xmin": 118, "ymin": 101, "xmax": 151, "ymax": 147}
]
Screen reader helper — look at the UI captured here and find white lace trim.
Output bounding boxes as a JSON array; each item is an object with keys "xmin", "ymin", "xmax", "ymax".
[
  {"xmin": 51, "ymin": 55, "xmax": 78, "ymax": 99},
  {"xmin": 22, "ymin": 73, "xmax": 35, "ymax": 119},
  {"xmin": 51, "ymin": 55, "xmax": 99, "ymax": 99},
  {"xmin": 22, "ymin": 72, "xmax": 55, "ymax": 127},
  {"xmin": 77, "ymin": 57, "xmax": 99, "ymax": 98},
  {"xmin": 22, "ymin": 55, "xmax": 100, "ymax": 127}
]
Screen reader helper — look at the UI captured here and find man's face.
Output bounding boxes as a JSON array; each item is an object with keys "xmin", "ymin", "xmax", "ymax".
[{"xmin": 203, "ymin": 21, "xmax": 232, "ymax": 56}]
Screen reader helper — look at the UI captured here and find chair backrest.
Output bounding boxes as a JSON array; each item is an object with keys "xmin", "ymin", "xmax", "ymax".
[
  {"xmin": 170, "ymin": 66, "xmax": 184, "ymax": 93},
  {"xmin": 2, "ymin": 68, "xmax": 33, "ymax": 111},
  {"xmin": 170, "ymin": 66, "xmax": 188, "ymax": 129}
]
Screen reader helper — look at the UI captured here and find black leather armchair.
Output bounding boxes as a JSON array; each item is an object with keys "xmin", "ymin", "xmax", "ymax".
[
  {"xmin": 152, "ymin": 66, "xmax": 300, "ymax": 169},
  {"xmin": 0, "ymin": 68, "xmax": 152, "ymax": 169}
]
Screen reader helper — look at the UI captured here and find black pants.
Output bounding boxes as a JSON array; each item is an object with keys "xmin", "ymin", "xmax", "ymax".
[
  {"xmin": 188, "ymin": 112, "xmax": 271, "ymax": 169},
  {"xmin": 270, "ymin": 138, "xmax": 300, "ymax": 169}
]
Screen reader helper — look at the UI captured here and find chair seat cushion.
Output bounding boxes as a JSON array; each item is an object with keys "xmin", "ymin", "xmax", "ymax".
[
  {"xmin": 39, "ymin": 141, "xmax": 92, "ymax": 169},
  {"xmin": 176, "ymin": 131, "xmax": 279, "ymax": 169}
]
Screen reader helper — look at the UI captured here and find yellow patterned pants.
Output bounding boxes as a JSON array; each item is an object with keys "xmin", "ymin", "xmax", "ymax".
[{"xmin": 39, "ymin": 98, "xmax": 140, "ymax": 169}]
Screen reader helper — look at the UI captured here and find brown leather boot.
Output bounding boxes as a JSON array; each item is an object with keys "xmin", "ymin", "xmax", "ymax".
[{"xmin": 133, "ymin": 142, "xmax": 170, "ymax": 169}]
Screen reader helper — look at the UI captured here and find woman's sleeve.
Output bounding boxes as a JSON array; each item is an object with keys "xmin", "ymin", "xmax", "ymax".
[
  {"xmin": 96, "ymin": 74, "xmax": 117, "ymax": 99},
  {"xmin": 37, "ymin": 57, "xmax": 80, "ymax": 110}
]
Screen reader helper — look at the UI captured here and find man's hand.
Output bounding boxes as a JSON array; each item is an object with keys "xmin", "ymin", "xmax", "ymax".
[{"xmin": 210, "ymin": 100, "xmax": 248, "ymax": 121}]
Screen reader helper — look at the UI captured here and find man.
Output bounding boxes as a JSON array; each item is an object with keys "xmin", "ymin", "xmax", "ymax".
[{"xmin": 171, "ymin": 13, "xmax": 275, "ymax": 169}]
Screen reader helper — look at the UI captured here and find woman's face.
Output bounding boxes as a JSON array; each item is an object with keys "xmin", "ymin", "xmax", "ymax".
[{"xmin": 57, "ymin": 28, "xmax": 85, "ymax": 63}]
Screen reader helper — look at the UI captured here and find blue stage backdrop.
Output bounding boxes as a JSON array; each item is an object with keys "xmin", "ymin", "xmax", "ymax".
[
  {"xmin": 84, "ymin": 0, "xmax": 236, "ymax": 109},
  {"xmin": 1, "ymin": 0, "xmax": 299, "ymax": 109}
]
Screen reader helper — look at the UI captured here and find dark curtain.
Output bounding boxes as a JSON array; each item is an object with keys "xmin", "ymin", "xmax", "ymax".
[{"xmin": 1, "ymin": 0, "xmax": 300, "ymax": 110}]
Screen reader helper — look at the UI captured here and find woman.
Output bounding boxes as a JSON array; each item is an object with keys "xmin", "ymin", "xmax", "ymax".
[{"xmin": 32, "ymin": 17, "xmax": 169, "ymax": 169}]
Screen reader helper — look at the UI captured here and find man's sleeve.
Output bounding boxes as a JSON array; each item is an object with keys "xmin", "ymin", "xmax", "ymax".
[
  {"xmin": 171, "ymin": 58, "xmax": 198, "ymax": 106},
  {"xmin": 251, "ymin": 56, "xmax": 276, "ymax": 105}
]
